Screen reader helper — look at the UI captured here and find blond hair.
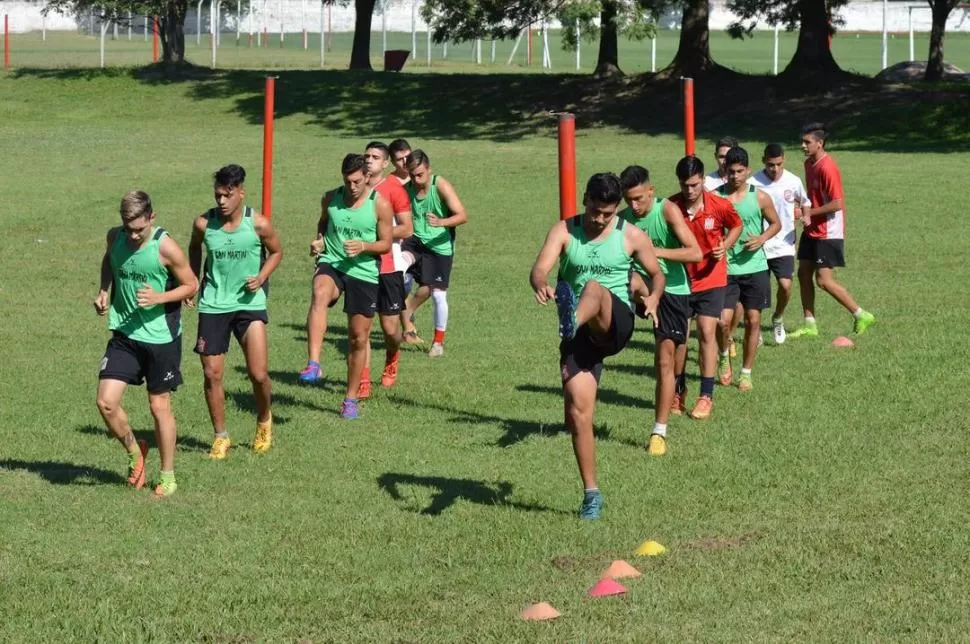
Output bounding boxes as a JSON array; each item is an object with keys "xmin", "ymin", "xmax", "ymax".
[{"xmin": 120, "ymin": 190, "xmax": 153, "ymax": 220}]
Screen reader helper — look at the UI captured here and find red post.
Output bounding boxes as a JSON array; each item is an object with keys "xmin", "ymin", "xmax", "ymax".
[
  {"xmin": 262, "ymin": 76, "xmax": 276, "ymax": 219},
  {"xmin": 682, "ymin": 77, "xmax": 695, "ymax": 157},
  {"xmin": 152, "ymin": 17, "xmax": 159, "ymax": 62},
  {"xmin": 558, "ymin": 113, "xmax": 577, "ymax": 221},
  {"xmin": 4, "ymin": 15, "xmax": 9, "ymax": 70}
]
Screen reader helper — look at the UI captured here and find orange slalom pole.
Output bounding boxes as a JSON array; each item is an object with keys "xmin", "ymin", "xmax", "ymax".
[
  {"xmin": 152, "ymin": 17, "xmax": 159, "ymax": 62},
  {"xmin": 682, "ymin": 77, "xmax": 695, "ymax": 156},
  {"xmin": 558, "ymin": 113, "xmax": 577, "ymax": 221},
  {"xmin": 262, "ymin": 76, "xmax": 276, "ymax": 219}
]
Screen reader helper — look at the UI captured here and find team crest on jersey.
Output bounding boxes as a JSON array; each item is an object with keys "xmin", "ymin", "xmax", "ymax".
[
  {"xmin": 704, "ymin": 217, "xmax": 715, "ymax": 231},
  {"xmin": 784, "ymin": 189, "xmax": 794, "ymax": 202}
]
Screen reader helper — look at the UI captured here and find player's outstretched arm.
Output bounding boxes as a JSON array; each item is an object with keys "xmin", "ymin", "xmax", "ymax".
[
  {"xmin": 311, "ymin": 191, "xmax": 333, "ymax": 258},
  {"xmin": 627, "ymin": 225, "xmax": 665, "ymax": 325},
  {"xmin": 529, "ymin": 221, "xmax": 567, "ymax": 304},
  {"xmin": 249, "ymin": 213, "xmax": 284, "ymax": 291},
  {"xmin": 745, "ymin": 190, "xmax": 781, "ymax": 251},
  {"xmin": 94, "ymin": 227, "xmax": 119, "ymax": 316},
  {"xmin": 659, "ymin": 200, "xmax": 703, "ymax": 264},
  {"xmin": 138, "ymin": 237, "xmax": 199, "ymax": 308},
  {"xmin": 435, "ymin": 178, "xmax": 468, "ymax": 228}
]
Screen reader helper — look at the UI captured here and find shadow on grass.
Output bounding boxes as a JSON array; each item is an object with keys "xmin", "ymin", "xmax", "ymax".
[
  {"xmin": 75, "ymin": 424, "xmax": 210, "ymax": 452},
  {"xmin": 516, "ymin": 383, "xmax": 653, "ymax": 410},
  {"xmin": 232, "ymin": 366, "xmax": 345, "ymax": 392},
  {"xmin": 0, "ymin": 459, "xmax": 125, "ymax": 486},
  {"xmin": 377, "ymin": 472, "xmax": 566, "ymax": 516}
]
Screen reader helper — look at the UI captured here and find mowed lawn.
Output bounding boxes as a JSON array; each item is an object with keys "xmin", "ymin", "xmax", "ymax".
[{"xmin": 1, "ymin": 69, "xmax": 969, "ymax": 642}]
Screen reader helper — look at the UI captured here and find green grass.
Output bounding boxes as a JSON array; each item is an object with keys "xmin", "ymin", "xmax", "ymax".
[
  {"xmin": 6, "ymin": 27, "xmax": 970, "ymax": 75},
  {"xmin": 1, "ymin": 65, "xmax": 970, "ymax": 642}
]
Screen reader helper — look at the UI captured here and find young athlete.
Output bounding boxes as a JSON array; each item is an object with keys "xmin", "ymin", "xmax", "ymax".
[
  {"xmin": 188, "ymin": 164, "xmax": 283, "ymax": 459},
  {"xmin": 704, "ymin": 136, "xmax": 740, "ymax": 192},
  {"xmin": 530, "ymin": 172, "xmax": 665, "ymax": 519},
  {"xmin": 715, "ymin": 147, "xmax": 780, "ymax": 391},
  {"xmin": 619, "ymin": 165, "xmax": 701, "ymax": 456},
  {"xmin": 400, "ymin": 150, "xmax": 468, "ymax": 357},
  {"xmin": 790, "ymin": 123, "xmax": 875, "ymax": 338},
  {"xmin": 389, "ymin": 138, "xmax": 412, "ymax": 185},
  {"xmin": 95, "ymin": 190, "xmax": 198, "ymax": 497}
]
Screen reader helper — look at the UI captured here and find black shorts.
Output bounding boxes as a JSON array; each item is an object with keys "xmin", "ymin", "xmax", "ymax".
[
  {"xmin": 401, "ymin": 237, "xmax": 453, "ymax": 289},
  {"xmin": 314, "ymin": 263, "xmax": 379, "ymax": 318},
  {"xmin": 378, "ymin": 271, "xmax": 406, "ymax": 316},
  {"xmin": 653, "ymin": 292, "xmax": 690, "ymax": 345},
  {"xmin": 689, "ymin": 286, "xmax": 726, "ymax": 319},
  {"xmin": 194, "ymin": 310, "xmax": 268, "ymax": 356},
  {"xmin": 560, "ymin": 291, "xmax": 634, "ymax": 384},
  {"xmin": 724, "ymin": 271, "xmax": 771, "ymax": 311},
  {"xmin": 797, "ymin": 233, "xmax": 845, "ymax": 268},
  {"xmin": 99, "ymin": 332, "xmax": 182, "ymax": 393},
  {"xmin": 767, "ymin": 256, "xmax": 795, "ymax": 280}
]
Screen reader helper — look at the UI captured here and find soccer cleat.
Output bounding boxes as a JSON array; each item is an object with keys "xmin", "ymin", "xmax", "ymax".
[
  {"xmin": 729, "ymin": 339, "xmax": 737, "ymax": 358},
  {"xmin": 428, "ymin": 343, "xmax": 445, "ymax": 358},
  {"xmin": 357, "ymin": 370, "xmax": 372, "ymax": 399},
  {"xmin": 773, "ymin": 318, "xmax": 786, "ymax": 345},
  {"xmin": 690, "ymin": 395, "xmax": 713, "ymax": 420},
  {"xmin": 403, "ymin": 330, "xmax": 424, "ymax": 345},
  {"xmin": 853, "ymin": 311, "xmax": 876, "ymax": 335},
  {"xmin": 381, "ymin": 356, "xmax": 399, "ymax": 388},
  {"xmin": 738, "ymin": 374, "xmax": 753, "ymax": 392},
  {"xmin": 209, "ymin": 436, "xmax": 232, "ymax": 460},
  {"xmin": 718, "ymin": 355, "xmax": 733, "ymax": 386},
  {"xmin": 298, "ymin": 361, "xmax": 323, "ymax": 383},
  {"xmin": 126, "ymin": 440, "xmax": 148, "ymax": 490},
  {"xmin": 670, "ymin": 391, "xmax": 687, "ymax": 416},
  {"xmin": 554, "ymin": 281, "xmax": 578, "ymax": 340},
  {"xmin": 647, "ymin": 434, "xmax": 667, "ymax": 456},
  {"xmin": 152, "ymin": 480, "xmax": 177, "ymax": 498},
  {"xmin": 579, "ymin": 489, "xmax": 603, "ymax": 520},
  {"xmin": 788, "ymin": 322, "xmax": 819, "ymax": 339},
  {"xmin": 341, "ymin": 398, "xmax": 360, "ymax": 420},
  {"xmin": 252, "ymin": 419, "xmax": 272, "ymax": 454}
]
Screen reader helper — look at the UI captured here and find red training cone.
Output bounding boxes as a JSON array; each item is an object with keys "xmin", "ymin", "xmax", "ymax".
[
  {"xmin": 588, "ymin": 578, "xmax": 627, "ymax": 598},
  {"xmin": 832, "ymin": 336, "xmax": 855, "ymax": 348}
]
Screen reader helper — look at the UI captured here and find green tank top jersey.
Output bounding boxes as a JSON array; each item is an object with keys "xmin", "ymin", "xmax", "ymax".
[
  {"xmin": 108, "ymin": 227, "xmax": 181, "ymax": 344},
  {"xmin": 719, "ymin": 185, "xmax": 769, "ymax": 276},
  {"xmin": 620, "ymin": 199, "xmax": 691, "ymax": 296},
  {"xmin": 408, "ymin": 175, "xmax": 455, "ymax": 257},
  {"xmin": 557, "ymin": 215, "xmax": 632, "ymax": 308},
  {"xmin": 198, "ymin": 206, "xmax": 266, "ymax": 314},
  {"xmin": 318, "ymin": 188, "xmax": 380, "ymax": 285}
]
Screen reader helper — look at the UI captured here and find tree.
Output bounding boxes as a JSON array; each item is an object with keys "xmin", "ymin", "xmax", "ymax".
[
  {"xmin": 639, "ymin": 0, "xmax": 716, "ymax": 76},
  {"xmin": 558, "ymin": 0, "xmax": 655, "ymax": 76},
  {"xmin": 350, "ymin": 0, "xmax": 376, "ymax": 69},
  {"xmin": 925, "ymin": 0, "xmax": 962, "ymax": 81}
]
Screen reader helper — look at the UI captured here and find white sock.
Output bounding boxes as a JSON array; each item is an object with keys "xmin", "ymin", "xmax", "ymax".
[
  {"xmin": 804, "ymin": 316, "xmax": 816, "ymax": 324},
  {"xmin": 741, "ymin": 368, "xmax": 751, "ymax": 375},
  {"xmin": 852, "ymin": 307, "xmax": 863, "ymax": 318},
  {"xmin": 720, "ymin": 348, "xmax": 729, "ymax": 357},
  {"xmin": 652, "ymin": 423, "xmax": 667, "ymax": 437},
  {"xmin": 432, "ymin": 289, "xmax": 449, "ymax": 336}
]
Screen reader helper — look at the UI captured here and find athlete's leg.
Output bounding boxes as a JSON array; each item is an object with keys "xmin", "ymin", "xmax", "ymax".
[
  {"xmin": 742, "ymin": 308, "xmax": 761, "ymax": 370},
  {"xmin": 380, "ymin": 313, "xmax": 402, "ymax": 361},
  {"xmin": 430, "ymin": 288, "xmax": 449, "ymax": 354},
  {"xmin": 774, "ymin": 277, "xmax": 792, "ymax": 320},
  {"xmin": 717, "ymin": 304, "xmax": 735, "ymax": 385},
  {"xmin": 200, "ymin": 353, "xmax": 227, "ymax": 433},
  {"xmin": 797, "ymin": 260, "xmax": 816, "ymax": 319},
  {"xmin": 148, "ymin": 390, "xmax": 177, "ymax": 494},
  {"xmin": 654, "ymin": 338, "xmax": 677, "ymax": 426},
  {"xmin": 306, "ymin": 272, "xmax": 339, "ymax": 364},
  {"xmin": 96, "ymin": 378, "xmax": 136, "ymax": 450},
  {"xmin": 815, "ymin": 267, "xmax": 860, "ymax": 314},
  {"xmin": 240, "ymin": 321, "xmax": 271, "ymax": 424},
  {"xmin": 563, "ymin": 371, "xmax": 599, "ymax": 491},
  {"xmin": 345, "ymin": 313, "xmax": 373, "ymax": 400},
  {"xmin": 406, "ymin": 284, "xmax": 432, "ymax": 323},
  {"xmin": 575, "ymin": 280, "xmax": 614, "ymax": 337}
]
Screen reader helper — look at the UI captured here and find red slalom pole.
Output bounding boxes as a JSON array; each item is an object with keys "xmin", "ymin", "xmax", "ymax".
[
  {"xmin": 682, "ymin": 77, "xmax": 695, "ymax": 156},
  {"xmin": 262, "ymin": 76, "xmax": 276, "ymax": 219},
  {"xmin": 558, "ymin": 113, "xmax": 577, "ymax": 221},
  {"xmin": 4, "ymin": 15, "xmax": 9, "ymax": 70},
  {"xmin": 152, "ymin": 17, "xmax": 159, "ymax": 62}
]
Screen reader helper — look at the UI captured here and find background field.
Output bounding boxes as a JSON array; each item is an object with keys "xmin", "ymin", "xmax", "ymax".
[{"xmin": 1, "ymin": 57, "xmax": 970, "ymax": 642}]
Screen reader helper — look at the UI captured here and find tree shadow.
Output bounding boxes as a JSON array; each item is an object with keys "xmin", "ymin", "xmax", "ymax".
[
  {"xmin": 376, "ymin": 472, "xmax": 566, "ymax": 516},
  {"xmin": 279, "ymin": 322, "xmax": 349, "ymax": 357},
  {"xmin": 232, "ymin": 366, "xmax": 345, "ymax": 392},
  {"xmin": 0, "ymin": 459, "xmax": 126, "ymax": 486},
  {"xmin": 75, "ymin": 424, "xmax": 210, "ymax": 452},
  {"xmin": 515, "ymin": 383, "xmax": 653, "ymax": 411}
]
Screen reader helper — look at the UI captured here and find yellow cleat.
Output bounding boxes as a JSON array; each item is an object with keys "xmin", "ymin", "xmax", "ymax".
[
  {"xmin": 209, "ymin": 436, "xmax": 232, "ymax": 460},
  {"xmin": 252, "ymin": 419, "xmax": 273, "ymax": 454},
  {"xmin": 647, "ymin": 434, "xmax": 666, "ymax": 456}
]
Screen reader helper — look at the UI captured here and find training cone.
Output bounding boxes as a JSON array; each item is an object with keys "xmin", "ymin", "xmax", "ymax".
[
  {"xmin": 832, "ymin": 336, "xmax": 855, "ymax": 348},
  {"xmin": 588, "ymin": 578, "xmax": 627, "ymax": 598},
  {"xmin": 600, "ymin": 560, "xmax": 642, "ymax": 580},
  {"xmin": 520, "ymin": 602, "xmax": 561, "ymax": 621},
  {"xmin": 634, "ymin": 540, "xmax": 667, "ymax": 557}
]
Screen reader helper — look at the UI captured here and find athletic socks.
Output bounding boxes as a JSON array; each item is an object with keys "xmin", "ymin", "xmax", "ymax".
[
  {"xmin": 433, "ymin": 329, "xmax": 445, "ymax": 345},
  {"xmin": 804, "ymin": 316, "xmax": 816, "ymax": 324},
  {"xmin": 215, "ymin": 431, "xmax": 229, "ymax": 439},
  {"xmin": 675, "ymin": 373, "xmax": 686, "ymax": 395},
  {"xmin": 741, "ymin": 368, "xmax": 751, "ymax": 376},
  {"xmin": 700, "ymin": 377, "xmax": 715, "ymax": 398},
  {"xmin": 431, "ymin": 289, "xmax": 449, "ymax": 338},
  {"xmin": 720, "ymin": 348, "xmax": 730, "ymax": 357},
  {"xmin": 652, "ymin": 423, "xmax": 667, "ymax": 437},
  {"xmin": 852, "ymin": 308, "xmax": 863, "ymax": 319}
]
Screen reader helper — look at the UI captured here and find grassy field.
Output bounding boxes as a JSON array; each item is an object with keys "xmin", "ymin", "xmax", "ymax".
[
  {"xmin": 5, "ymin": 27, "xmax": 970, "ymax": 75},
  {"xmin": 1, "ymin": 63, "xmax": 970, "ymax": 641}
]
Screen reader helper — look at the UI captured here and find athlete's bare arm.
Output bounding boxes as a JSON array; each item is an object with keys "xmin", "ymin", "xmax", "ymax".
[
  {"xmin": 530, "ymin": 221, "xmax": 568, "ymax": 304},
  {"xmin": 656, "ymin": 200, "xmax": 703, "ymax": 264},
  {"xmin": 430, "ymin": 178, "xmax": 468, "ymax": 228},
  {"xmin": 137, "ymin": 237, "xmax": 198, "ymax": 308},
  {"xmin": 311, "ymin": 191, "xmax": 334, "ymax": 258},
  {"xmin": 626, "ymin": 225, "xmax": 665, "ymax": 325},
  {"xmin": 249, "ymin": 213, "xmax": 283, "ymax": 291},
  {"xmin": 94, "ymin": 227, "xmax": 120, "ymax": 316},
  {"xmin": 744, "ymin": 190, "xmax": 781, "ymax": 252},
  {"xmin": 391, "ymin": 204, "xmax": 413, "ymax": 241},
  {"xmin": 185, "ymin": 215, "xmax": 208, "ymax": 306}
]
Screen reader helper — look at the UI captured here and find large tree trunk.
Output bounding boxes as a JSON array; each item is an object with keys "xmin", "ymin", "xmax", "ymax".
[
  {"xmin": 783, "ymin": 0, "xmax": 841, "ymax": 76},
  {"xmin": 159, "ymin": 0, "xmax": 187, "ymax": 67},
  {"xmin": 350, "ymin": 0, "xmax": 376, "ymax": 70},
  {"xmin": 668, "ymin": 0, "xmax": 715, "ymax": 75},
  {"xmin": 925, "ymin": 1, "xmax": 955, "ymax": 81},
  {"xmin": 594, "ymin": 0, "xmax": 621, "ymax": 77}
]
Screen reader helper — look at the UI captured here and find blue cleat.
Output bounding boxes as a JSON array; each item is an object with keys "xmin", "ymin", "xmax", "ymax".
[
  {"xmin": 299, "ymin": 361, "xmax": 323, "ymax": 384},
  {"xmin": 579, "ymin": 489, "xmax": 603, "ymax": 520},
  {"xmin": 341, "ymin": 398, "xmax": 360, "ymax": 420}
]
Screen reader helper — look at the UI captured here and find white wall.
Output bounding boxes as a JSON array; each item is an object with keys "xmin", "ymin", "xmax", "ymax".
[{"xmin": 2, "ymin": 0, "xmax": 969, "ymax": 35}]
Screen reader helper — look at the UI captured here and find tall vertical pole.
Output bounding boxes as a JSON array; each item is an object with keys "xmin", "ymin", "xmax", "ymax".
[
  {"xmin": 127, "ymin": 10, "xmax": 131, "ymax": 40},
  {"xmin": 262, "ymin": 77, "xmax": 276, "ymax": 220},
  {"xmin": 250, "ymin": 0, "xmax": 254, "ymax": 46},
  {"xmin": 43, "ymin": 13, "xmax": 47, "ymax": 41},
  {"xmin": 575, "ymin": 20, "xmax": 580, "ymax": 71},
  {"xmin": 237, "ymin": 0, "xmax": 242, "ymax": 45},
  {"xmin": 319, "ymin": 0, "xmax": 325, "ymax": 65},
  {"xmin": 527, "ymin": 23, "xmax": 532, "ymax": 66},
  {"xmin": 682, "ymin": 77, "xmax": 695, "ymax": 156},
  {"xmin": 113, "ymin": 19, "xmax": 118, "ymax": 40},
  {"xmin": 475, "ymin": 37, "xmax": 481, "ymax": 64},
  {"xmin": 651, "ymin": 35, "xmax": 656, "ymax": 72},
  {"xmin": 152, "ymin": 16, "xmax": 159, "ymax": 62},
  {"xmin": 881, "ymin": 0, "xmax": 888, "ymax": 70},
  {"xmin": 327, "ymin": 3, "xmax": 331, "ymax": 51},
  {"xmin": 908, "ymin": 7, "xmax": 914, "ymax": 61},
  {"xmin": 490, "ymin": 38, "xmax": 495, "ymax": 63},
  {"xmin": 557, "ymin": 113, "xmax": 577, "ymax": 221},
  {"xmin": 381, "ymin": 0, "xmax": 387, "ymax": 54},
  {"xmin": 278, "ymin": 0, "xmax": 283, "ymax": 47},
  {"xmin": 197, "ymin": 0, "xmax": 203, "ymax": 45},
  {"xmin": 302, "ymin": 0, "xmax": 307, "ymax": 49},
  {"xmin": 773, "ymin": 23, "xmax": 779, "ymax": 75},
  {"xmin": 411, "ymin": 0, "xmax": 416, "ymax": 56},
  {"xmin": 211, "ymin": 1, "xmax": 218, "ymax": 67},
  {"xmin": 100, "ymin": 20, "xmax": 108, "ymax": 67},
  {"xmin": 3, "ymin": 15, "xmax": 9, "ymax": 69},
  {"xmin": 426, "ymin": 25, "xmax": 431, "ymax": 66}
]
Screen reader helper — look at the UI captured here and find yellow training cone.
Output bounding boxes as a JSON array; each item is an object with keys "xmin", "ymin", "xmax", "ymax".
[{"xmin": 635, "ymin": 540, "xmax": 667, "ymax": 557}]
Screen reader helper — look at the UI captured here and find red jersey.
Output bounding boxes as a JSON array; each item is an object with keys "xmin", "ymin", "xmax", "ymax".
[
  {"xmin": 669, "ymin": 191, "xmax": 742, "ymax": 293},
  {"xmin": 374, "ymin": 177, "xmax": 411, "ymax": 274},
  {"xmin": 804, "ymin": 154, "xmax": 845, "ymax": 240}
]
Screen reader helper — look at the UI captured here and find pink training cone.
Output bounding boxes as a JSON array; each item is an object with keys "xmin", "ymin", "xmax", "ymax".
[
  {"xmin": 588, "ymin": 577, "xmax": 627, "ymax": 598},
  {"xmin": 832, "ymin": 336, "xmax": 855, "ymax": 348},
  {"xmin": 600, "ymin": 560, "xmax": 642, "ymax": 580},
  {"xmin": 520, "ymin": 602, "xmax": 561, "ymax": 621}
]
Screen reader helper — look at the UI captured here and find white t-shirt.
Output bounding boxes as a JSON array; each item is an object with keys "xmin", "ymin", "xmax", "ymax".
[
  {"xmin": 748, "ymin": 169, "xmax": 811, "ymax": 259},
  {"xmin": 704, "ymin": 171, "xmax": 726, "ymax": 192}
]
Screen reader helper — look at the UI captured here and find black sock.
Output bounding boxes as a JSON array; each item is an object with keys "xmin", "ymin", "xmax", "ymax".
[
  {"xmin": 700, "ymin": 377, "xmax": 715, "ymax": 398},
  {"xmin": 675, "ymin": 373, "xmax": 686, "ymax": 394}
]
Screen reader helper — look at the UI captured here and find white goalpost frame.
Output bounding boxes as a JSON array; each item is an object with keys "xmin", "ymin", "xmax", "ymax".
[
  {"xmin": 490, "ymin": 38, "xmax": 496, "ymax": 64},
  {"xmin": 575, "ymin": 20, "xmax": 580, "ymax": 70},
  {"xmin": 506, "ymin": 28, "xmax": 523, "ymax": 65},
  {"xmin": 100, "ymin": 18, "xmax": 108, "ymax": 67},
  {"xmin": 197, "ymin": 0, "xmax": 204, "ymax": 45},
  {"xmin": 250, "ymin": 0, "xmax": 255, "ymax": 45},
  {"xmin": 320, "ymin": 0, "xmax": 325, "ymax": 65},
  {"xmin": 278, "ymin": 0, "xmax": 283, "ymax": 46},
  {"xmin": 301, "ymin": 0, "xmax": 307, "ymax": 49},
  {"xmin": 651, "ymin": 34, "xmax": 656, "ymax": 72},
  {"xmin": 144, "ymin": 15, "xmax": 148, "ymax": 41},
  {"xmin": 881, "ymin": 0, "xmax": 888, "ymax": 69},
  {"xmin": 427, "ymin": 25, "xmax": 431, "ymax": 67},
  {"xmin": 211, "ymin": 0, "xmax": 220, "ymax": 66},
  {"xmin": 411, "ymin": 0, "xmax": 416, "ymax": 56},
  {"xmin": 542, "ymin": 22, "xmax": 550, "ymax": 68},
  {"xmin": 127, "ymin": 10, "xmax": 131, "ymax": 40},
  {"xmin": 773, "ymin": 23, "xmax": 780, "ymax": 75},
  {"xmin": 237, "ymin": 0, "xmax": 242, "ymax": 44}
]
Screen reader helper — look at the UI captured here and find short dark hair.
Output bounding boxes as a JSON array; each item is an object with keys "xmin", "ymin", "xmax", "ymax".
[
  {"xmin": 214, "ymin": 164, "xmax": 246, "ymax": 188},
  {"xmin": 802, "ymin": 122, "xmax": 828, "ymax": 143},
  {"xmin": 763, "ymin": 143, "xmax": 784, "ymax": 159},
  {"xmin": 585, "ymin": 172, "xmax": 623, "ymax": 206},
  {"xmin": 365, "ymin": 141, "xmax": 390, "ymax": 159},
  {"xmin": 724, "ymin": 146, "xmax": 749, "ymax": 168},
  {"xmin": 619, "ymin": 165, "xmax": 650, "ymax": 191},
  {"xmin": 406, "ymin": 149, "xmax": 430, "ymax": 169},
  {"xmin": 341, "ymin": 153, "xmax": 368, "ymax": 176},
  {"xmin": 675, "ymin": 155, "xmax": 705, "ymax": 180},
  {"xmin": 715, "ymin": 136, "xmax": 740, "ymax": 151},
  {"xmin": 389, "ymin": 139, "xmax": 411, "ymax": 156}
]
